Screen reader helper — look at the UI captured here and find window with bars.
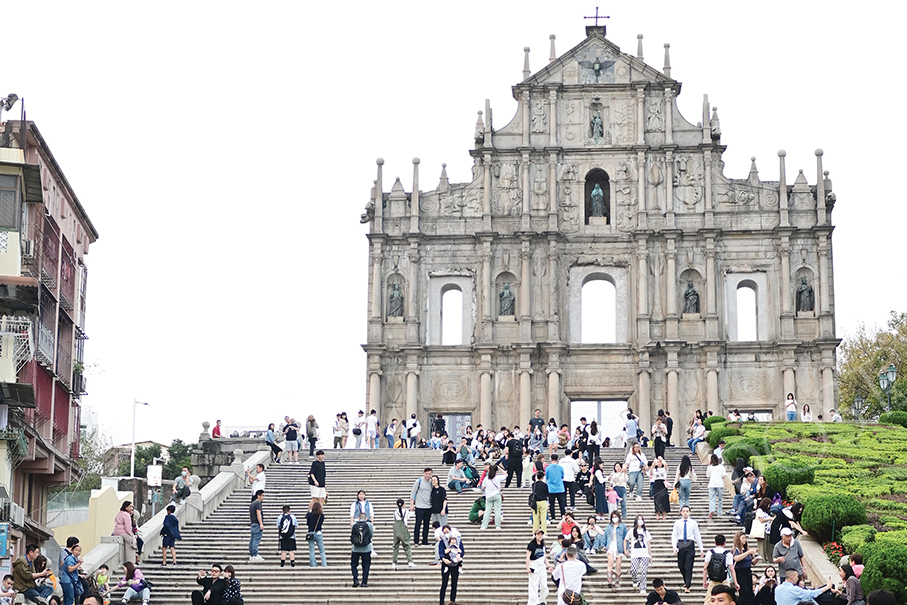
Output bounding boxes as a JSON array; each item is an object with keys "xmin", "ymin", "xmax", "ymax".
[{"xmin": 0, "ymin": 174, "xmax": 20, "ymax": 229}]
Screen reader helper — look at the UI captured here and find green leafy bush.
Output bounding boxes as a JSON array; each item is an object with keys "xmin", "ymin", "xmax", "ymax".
[
  {"xmin": 857, "ymin": 540, "xmax": 907, "ymax": 603},
  {"xmin": 763, "ymin": 462, "xmax": 815, "ymax": 499},
  {"xmin": 801, "ymin": 494, "xmax": 867, "ymax": 541},
  {"xmin": 880, "ymin": 410, "xmax": 907, "ymax": 429},
  {"xmin": 840, "ymin": 524, "xmax": 876, "ymax": 552},
  {"xmin": 703, "ymin": 415, "xmax": 726, "ymax": 430},
  {"xmin": 723, "ymin": 437, "xmax": 772, "ymax": 464},
  {"xmin": 874, "ymin": 529, "xmax": 907, "ymax": 546},
  {"xmin": 708, "ymin": 426, "xmax": 740, "ymax": 449}
]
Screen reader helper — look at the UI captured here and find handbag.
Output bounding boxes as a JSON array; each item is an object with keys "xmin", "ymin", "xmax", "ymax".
[
  {"xmin": 352, "ymin": 427, "xmax": 362, "ymax": 435},
  {"xmin": 306, "ymin": 514, "xmax": 323, "ymax": 541},
  {"xmin": 749, "ymin": 516, "xmax": 767, "ymax": 539},
  {"xmin": 669, "ymin": 488, "xmax": 679, "ymax": 503}
]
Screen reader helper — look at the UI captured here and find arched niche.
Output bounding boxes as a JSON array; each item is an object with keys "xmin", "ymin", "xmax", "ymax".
[
  {"xmin": 725, "ymin": 273, "xmax": 769, "ymax": 341},
  {"xmin": 679, "ymin": 268, "xmax": 704, "ymax": 315},
  {"xmin": 584, "ymin": 168, "xmax": 611, "ymax": 225},
  {"xmin": 793, "ymin": 267, "xmax": 816, "ymax": 314},
  {"xmin": 386, "ymin": 272, "xmax": 406, "ymax": 319}
]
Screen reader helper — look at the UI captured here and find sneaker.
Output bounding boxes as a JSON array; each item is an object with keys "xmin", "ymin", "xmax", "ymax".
[
  {"xmin": 254, "ymin": 555, "xmax": 265, "ymax": 561},
  {"xmin": 352, "ymin": 581, "xmax": 359, "ymax": 588},
  {"xmin": 371, "ymin": 549, "xmax": 378, "ymax": 557},
  {"xmin": 391, "ymin": 563, "xmax": 397, "ymax": 570},
  {"xmin": 408, "ymin": 562, "xmax": 417, "ymax": 568},
  {"xmin": 527, "ymin": 520, "xmax": 533, "ymax": 525},
  {"xmin": 639, "ymin": 589, "xmax": 647, "ymax": 595},
  {"xmin": 361, "ymin": 583, "xmax": 369, "ymax": 588},
  {"xmin": 636, "ymin": 496, "xmax": 642, "ymax": 501},
  {"xmin": 430, "ymin": 562, "xmax": 440, "ymax": 567}
]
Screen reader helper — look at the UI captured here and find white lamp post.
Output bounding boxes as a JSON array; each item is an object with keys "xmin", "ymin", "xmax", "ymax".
[{"xmin": 131, "ymin": 400, "xmax": 149, "ymax": 478}]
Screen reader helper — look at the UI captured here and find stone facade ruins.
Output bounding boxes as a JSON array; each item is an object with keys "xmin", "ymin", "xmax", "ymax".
[{"xmin": 361, "ymin": 26, "xmax": 839, "ymax": 435}]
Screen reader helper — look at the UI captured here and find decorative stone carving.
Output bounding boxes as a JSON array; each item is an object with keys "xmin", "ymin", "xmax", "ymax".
[
  {"xmin": 796, "ymin": 277, "xmax": 814, "ymax": 312},
  {"xmin": 565, "ymin": 371, "xmax": 634, "ymax": 388},
  {"xmin": 559, "ymin": 182, "xmax": 579, "ymax": 232},
  {"xmin": 578, "ymin": 53, "xmax": 616, "ymax": 84},
  {"xmin": 531, "ymin": 99, "xmax": 548, "ymax": 133},
  {"xmin": 492, "ymin": 164, "xmax": 522, "ymax": 216},
  {"xmin": 673, "ymin": 155, "xmax": 703, "ymax": 209},
  {"xmin": 499, "ymin": 283, "xmax": 515, "ymax": 315},
  {"xmin": 533, "ymin": 168, "xmax": 547, "ymax": 210},
  {"xmin": 590, "ymin": 112, "xmax": 604, "ymax": 141},
  {"xmin": 728, "ymin": 371, "xmax": 773, "ymax": 401},
  {"xmin": 431, "ymin": 376, "xmax": 471, "ymax": 403},
  {"xmin": 646, "ymin": 99, "xmax": 663, "ymax": 132},
  {"xmin": 608, "ymin": 103, "xmax": 628, "ymax": 146}
]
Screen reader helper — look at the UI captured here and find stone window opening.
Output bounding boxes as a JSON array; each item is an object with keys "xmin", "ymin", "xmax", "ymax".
[
  {"xmin": 580, "ymin": 277, "xmax": 616, "ymax": 343},
  {"xmin": 735, "ymin": 281, "xmax": 758, "ymax": 341},
  {"xmin": 440, "ymin": 285, "xmax": 463, "ymax": 346}
]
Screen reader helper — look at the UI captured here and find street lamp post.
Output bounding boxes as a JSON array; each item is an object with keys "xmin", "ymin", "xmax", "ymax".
[
  {"xmin": 878, "ymin": 364, "xmax": 897, "ymax": 413},
  {"xmin": 131, "ymin": 400, "xmax": 150, "ymax": 478},
  {"xmin": 852, "ymin": 396, "xmax": 865, "ymax": 421}
]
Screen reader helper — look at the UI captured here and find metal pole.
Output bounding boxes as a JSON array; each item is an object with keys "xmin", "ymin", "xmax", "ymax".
[{"xmin": 130, "ymin": 400, "xmax": 136, "ymax": 478}]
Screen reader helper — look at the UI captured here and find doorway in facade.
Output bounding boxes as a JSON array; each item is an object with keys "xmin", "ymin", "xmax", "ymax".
[
  {"xmin": 570, "ymin": 400, "xmax": 627, "ymax": 443},
  {"xmin": 428, "ymin": 413, "xmax": 472, "ymax": 441}
]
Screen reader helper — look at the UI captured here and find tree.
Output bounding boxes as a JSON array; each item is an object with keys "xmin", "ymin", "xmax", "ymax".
[
  {"xmin": 117, "ymin": 443, "xmax": 162, "ymax": 478},
  {"xmin": 838, "ymin": 311, "xmax": 907, "ymax": 420},
  {"xmin": 164, "ymin": 439, "xmax": 195, "ymax": 480},
  {"xmin": 53, "ymin": 427, "xmax": 111, "ymax": 493}
]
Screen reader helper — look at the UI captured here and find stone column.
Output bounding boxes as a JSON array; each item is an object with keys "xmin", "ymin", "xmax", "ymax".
[
  {"xmin": 374, "ymin": 158, "xmax": 384, "ymax": 233},
  {"xmin": 778, "ymin": 150, "xmax": 789, "ymax": 227},
  {"xmin": 548, "ymin": 152, "xmax": 558, "ymax": 231},
  {"xmin": 818, "ymin": 237, "xmax": 832, "ymax": 337},
  {"xmin": 405, "ymin": 369, "xmax": 418, "ymax": 420},
  {"xmin": 369, "ymin": 369, "xmax": 382, "ymax": 418},
  {"xmin": 481, "ymin": 240, "xmax": 492, "ymax": 342},
  {"xmin": 521, "ymin": 152, "xmax": 531, "ymax": 231},
  {"xmin": 520, "ymin": 240, "xmax": 531, "ymax": 340},
  {"xmin": 548, "ymin": 237, "xmax": 560, "ymax": 341},
  {"xmin": 406, "ymin": 242, "xmax": 420, "ymax": 343},
  {"xmin": 520, "ymin": 366, "xmax": 532, "ymax": 428},
  {"xmin": 706, "ymin": 369, "xmax": 718, "ymax": 413},
  {"xmin": 705, "ymin": 245, "xmax": 718, "ymax": 340},
  {"xmin": 480, "ymin": 370, "xmax": 493, "ymax": 430},
  {"xmin": 521, "ymin": 91, "xmax": 530, "ymax": 147},
  {"xmin": 703, "ymin": 151, "xmax": 714, "ymax": 228},
  {"xmin": 636, "ymin": 87, "xmax": 645, "ymax": 145},
  {"xmin": 548, "ymin": 89, "xmax": 558, "ymax": 147},
  {"xmin": 664, "ymin": 88, "xmax": 674, "ymax": 145},
  {"xmin": 482, "ymin": 152, "xmax": 492, "ymax": 231},
  {"xmin": 637, "ymin": 150, "xmax": 647, "ymax": 230},
  {"xmin": 547, "ymin": 367, "xmax": 561, "ymax": 422},
  {"xmin": 783, "ymin": 367, "xmax": 795, "ymax": 402},
  {"xmin": 637, "ymin": 242, "xmax": 649, "ymax": 342},
  {"xmin": 815, "ymin": 150, "xmax": 827, "ymax": 226},
  {"xmin": 822, "ymin": 366, "xmax": 835, "ymax": 418},
  {"xmin": 410, "ymin": 158, "xmax": 420, "ymax": 233},
  {"xmin": 666, "ymin": 368, "xmax": 679, "ymax": 424},
  {"xmin": 665, "ymin": 150, "xmax": 675, "ymax": 229},
  {"xmin": 666, "ymin": 241, "xmax": 678, "ymax": 339},
  {"xmin": 637, "ymin": 362, "xmax": 651, "ymax": 433},
  {"xmin": 779, "ymin": 240, "xmax": 794, "ymax": 339},
  {"xmin": 371, "ymin": 248, "xmax": 383, "ymax": 320}
]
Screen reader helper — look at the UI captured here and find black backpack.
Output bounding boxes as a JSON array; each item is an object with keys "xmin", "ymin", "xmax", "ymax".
[
  {"xmin": 707, "ymin": 549, "xmax": 728, "ymax": 582},
  {"xmin": 509, "ymin": 439, "xmax": 523, "ymax": 459},
  {"xmin": 278, "ymin": 513, "xmax": 295, "ymax": 538},
  {"xmin": 350, "ymin": 520, "xmax": 372, "ymax": 547}
]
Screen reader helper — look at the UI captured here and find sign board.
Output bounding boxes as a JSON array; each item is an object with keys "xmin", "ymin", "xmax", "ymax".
[
  {"xmin": 0, "ymin": 523, "xmax": 8, "ymax": 557},
  {"xmin": 146, "ymin": 465, "xmax": 163, "ymax": 487}
]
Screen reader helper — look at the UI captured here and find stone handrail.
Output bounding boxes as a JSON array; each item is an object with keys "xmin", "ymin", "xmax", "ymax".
[{"xmin": 80, "ymin": 448, "xmax": 272, "ymax": 575}]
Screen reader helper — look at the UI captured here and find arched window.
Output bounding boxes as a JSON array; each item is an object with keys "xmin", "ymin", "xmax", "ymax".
[
  {"xmin": 441, "ymin": 287, "xmax": 463, "ymax": 346},
  {"xmin": 735, "ymin": 282, "xmax": 757, "ymax": 341},
  {"xmin": 584, "ymin": 168, "xmax": 611, "ymax": 224},
  {"xmin": 581, "ymin": 278, "xmax": 616, "ymax": 343}
]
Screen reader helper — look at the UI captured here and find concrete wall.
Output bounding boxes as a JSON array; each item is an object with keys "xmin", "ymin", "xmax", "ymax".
[{"xmin": 50, "ymin": 486, "xmax": 132, "ymax": 554}]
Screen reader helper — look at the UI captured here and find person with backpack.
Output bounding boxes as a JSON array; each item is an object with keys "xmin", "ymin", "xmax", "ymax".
[
  {"xmin": 350, "ymin": 513, "xmax": 373, "ymax": 588},
  {"xmin": 277, "ymin": 505, "xmax": 297, "ymax": 568},
  {"xmin": 306, "ymin": 500, "xmax": 327, "ymax": 567},
  {"xmin": 546, "ymin": 454, "xmax": 567, "ymax": 521},
  {"xmin": 504, "ymin": 433, "xmax": 524, "ymax": 488},
  {"xmin": 410, "ymin": 468, "xmax": 434, "ymax": 545},
  {"xmin": 391, "ymin": 499, "xmax": 417, "ymax": 571},
  {"xmin": 702, "ymin": 534, "xmax": 739, "ymax": 605}
]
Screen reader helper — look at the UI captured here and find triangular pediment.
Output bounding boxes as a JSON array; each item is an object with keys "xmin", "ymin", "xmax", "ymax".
[{"xmin": 523, "ymin": 31, "xmax": 672, "ymax": 88}]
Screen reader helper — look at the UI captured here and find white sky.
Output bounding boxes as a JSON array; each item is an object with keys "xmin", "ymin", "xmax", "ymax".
[{"xmin": 3, "ymin": 1, "xmax": 904, "ymax": 446}]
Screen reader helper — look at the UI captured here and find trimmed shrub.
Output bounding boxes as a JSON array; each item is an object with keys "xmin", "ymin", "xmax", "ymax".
[
  {"xmin": 703, "ymin": 415, "xmax": 726, "ymax": 430},
  {"xmin": 787, "ymin": 483, "xmax": 848, "ymax": 503},
  {"xmin": 801, "ymin": 494, "xmax": 867, "ymax": 541},
  {"xmin": 857, "ymin": 540, "xmax": 907, "ymax": 603},
  {"xmin": 879, "ymin": 411, "xmax": 907, "ymax": 429},
  {"xmin": 708, "ymin": 426, "xmax": 741, "ymax": 449},
  {"xmin": 762, "ymin": 462, "xmax": 815, "ymax": 499},
  {"xmin": 840, "ymin": 524, "xmax": 876, "ymax": 553},
  {"xmin": 723, "ymin": 437, "xmax": 772, "ymax": 464},
  {"xmin": 874, "ymin": 529, "xmax": 907, "ymax": 546}
]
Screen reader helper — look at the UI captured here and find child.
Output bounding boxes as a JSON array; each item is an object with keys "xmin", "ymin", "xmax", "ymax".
[
  {"xmin": 277, "ymin": 504, "xmax": 297, "ymax": 567},
  {"xmin": 430, "ymin": 433, "xmax": 442, "ymax": 450},
  {"xmin": 605, "ymin": 483, "xmax": 622, "ymax": 514},
  {"xmin": 0, "ymin": 575, "xmax": 15, "ymax": 605},
  {"xmin": 431, "ymin": 521, "xmax": 461, "ymax": 566},
  {"xmin": 96, "ymin": 565, "xmax": 111, "ymax": 603},
  {"xmin": 391, "ymin": 498, "xmax": 416, "ymax": 571},
  {"xmin": 160, "ymin": 505, "xmax": 181, "ymax": 566}
]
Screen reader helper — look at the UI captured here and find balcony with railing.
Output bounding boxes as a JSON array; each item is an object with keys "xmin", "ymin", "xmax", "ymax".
[
  {"xmin": 59, "ymin": 241, "xmax": 74, "ymax": 314},
  {"xmin": 56, "ymin": 346, "xmax": 71, "ymax": 389},
  {"xmin": 40, "ymin": 217, "xmax": 59, "ymax": 292},
  {"xmin": 72, "ymin": 371, "xmax": 87, "ymax": 396},
  {"xmin": 36, "ymin": 322, "xmax": 54, "ymax": 368}
]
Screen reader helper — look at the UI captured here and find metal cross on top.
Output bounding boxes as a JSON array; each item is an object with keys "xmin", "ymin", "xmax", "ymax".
[{"xmin": 584, "ymin": 7, "xmax": 610, "ymax": 27}]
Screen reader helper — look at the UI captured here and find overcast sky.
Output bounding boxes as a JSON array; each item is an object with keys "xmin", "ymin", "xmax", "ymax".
[{"xmin": 3, "ymin": 2, "xmax": 904, "ymax": 447}]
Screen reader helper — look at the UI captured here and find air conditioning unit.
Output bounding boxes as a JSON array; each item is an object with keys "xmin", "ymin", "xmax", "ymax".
[
  {"xmin": 21, "ymin": 240, "xmax": 34, "ymax": 259},
  {"xmin": 9, "ymin": 502, "xmax": 24, "ymax": 527}
]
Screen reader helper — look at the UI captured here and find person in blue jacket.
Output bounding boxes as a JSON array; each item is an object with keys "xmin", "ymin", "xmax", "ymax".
[
  {"xmin": 602, "ymin": 511, "xmax": 628, "ymax": 588},
  {"xmin": 160, "ymin": 504, "xmax": 181, "ymax": 566}
]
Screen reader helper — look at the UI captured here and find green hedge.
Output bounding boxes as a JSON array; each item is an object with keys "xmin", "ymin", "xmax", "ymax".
[
  {"xmin": 857, "ymin": 541, "xmax": 907, "ymax": 603},
  {"xmin": 762, "ymin": 462, "xmax": 815, "ymax": 499},
  {"xmin": 703, "ymin": 415, "xmax": 726, "ymax": 430},
  {"xmin": 801, "ymin": 494, "xmax": 867, "ymax": 541},
  {"xmin": 880, "ymin": 410, "xmax": 907, "ymax": 429},
  {"xmin": 723, "ymin": 437, "xmax": 772, "ymax": 464},
  {"xmin": 840, "ymin": 524, "xmax": 877, "ymax": 552},
  {"xmin": 708, "ymin": 426, "xmax": 741, "ymax": 449}
]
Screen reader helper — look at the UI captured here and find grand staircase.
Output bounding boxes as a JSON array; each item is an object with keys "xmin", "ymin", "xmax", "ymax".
[{"xmin": 139, "ymin": 446, "xmax": 762, "ymax": 604}]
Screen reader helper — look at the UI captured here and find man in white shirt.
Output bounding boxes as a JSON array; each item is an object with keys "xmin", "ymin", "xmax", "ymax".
[
  {"xmin": 701, "ymin": 534, "xmax": 739, "ymax": 605},
  {"xmin": 405, "ymin": 414, "xmax": 421, "ymax": 448},
  {"xmin": 560, "ymin": 450, "xmax": 580, "ymax": 511},
  {"xmin": 353, "ymin": 411, "xmax": 366, "ymax": 449},
  {"xmin": 671, "ymin": 505, "xmax": 705, "ymax": 593},
  {"xmin": 552, "ymin": 546, "xmax": 585, "ymax": 605},
  {"xmin": 366, "ymin": 409, "xmax": 379, "ymax": 449},
  {"xmin": 246, "ymin": 463, "xmax": 266, "ymax": 497}
]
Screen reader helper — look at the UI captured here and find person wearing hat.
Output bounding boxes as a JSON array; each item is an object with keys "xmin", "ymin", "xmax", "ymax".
[
  {"xmin": 526, "ymin": 529, "xmax": 551, "ymax": 605},
  {"xmin": 772, "ymin": 527, "xmax": 805, "ymax": 583}
]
